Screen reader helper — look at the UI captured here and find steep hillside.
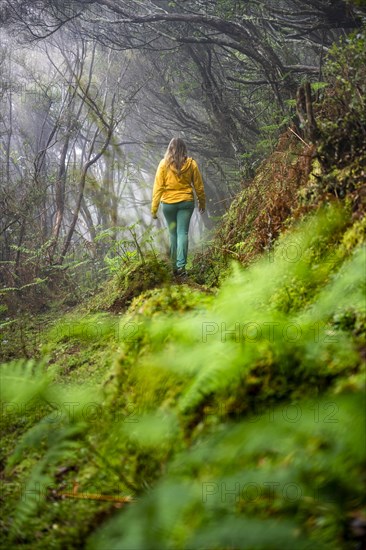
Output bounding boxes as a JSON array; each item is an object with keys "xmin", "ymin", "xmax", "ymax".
[{"xmin": 191, "ymin": 29, "xmax": 366, "ymax": 286}]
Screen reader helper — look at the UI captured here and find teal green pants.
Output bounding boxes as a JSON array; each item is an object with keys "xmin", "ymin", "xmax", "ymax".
[{"xmin": 162, "ymin": 201, "xmax": 195, "ymax": 269}]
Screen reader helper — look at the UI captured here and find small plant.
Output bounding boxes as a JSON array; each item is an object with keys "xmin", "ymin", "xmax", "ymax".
[{"xmin": 95, "ymin": 222, "xmax": 164, "ymax": 276}]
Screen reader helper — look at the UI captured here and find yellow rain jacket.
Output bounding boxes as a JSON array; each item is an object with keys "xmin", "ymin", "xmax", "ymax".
[{"xmin": 151, "ymin": 157, "xmax": 206, "ymax": 216}]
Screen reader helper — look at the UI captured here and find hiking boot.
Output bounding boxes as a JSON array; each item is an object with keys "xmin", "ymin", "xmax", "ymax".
[{"xmin": 175, "ymin": 268, "xmax": 188, "ymax": 279}]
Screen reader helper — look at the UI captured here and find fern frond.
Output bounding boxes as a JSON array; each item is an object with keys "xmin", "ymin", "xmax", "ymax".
[
  {"xmin": 10, "ymin": 423, "xmax": 86, "ymax": 534},
  {"xmin": 0, "ymin": 358, "xmax": 52, "ymax": 405}
]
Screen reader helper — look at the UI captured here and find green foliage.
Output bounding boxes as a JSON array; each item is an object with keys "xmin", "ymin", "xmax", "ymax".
[
  {"xmin": 47, "ymin": 313, "xmax": 118, "ymax": 344},
  {"xmin": 0, "ymin": 357, "xmax": 102, "ymax": 537},
  {"xmin": 197, "ymin": 29, "xmax": 366, "ymax": 284},
  {"xmin": 316, "ymin": 28, "xmax": 366, "ymax": 201},
  {"xmin": 78, "ymin": 253, "xmax": 173, "ymax": 314},
  {"xmin": 0, "ymin": 277, "xmax": 48, "ymax": 296},
  {"xmin": 190, "ymin": 244, "xmax": 228, "ymax": 286},
  {"xmin": 310, "ymin": 81, "xmax": 329, "ymax": 92},
  {"xmin": 95, "ymin": 223, "xmax": 164, "ymax": 277},
  {"xmin": 88, "ymin": 391, "xmax": 365, "ymax": 550},
  {"xmin": 110, "ymin": 254, "xmax": 172, "ymax": 312},
  {"xmin": 347, "ymin": 0, "xmax": 366, "ymax": 6},
  {"xmin": 72, "ymin": 277, "xmax": 121, "ymax": 314},
  {"xmin": 0, "ymin": 358, "xmax": 53, "ymax": 419},
  {"xmin": 200, "ymin": 132, "xmax": 309, "ymax": 273},
  {"xmin": 1, "ymin": 202, "xmax": 365, "ymax": 549},
  {"xmin": 126, "ymin": 284, "xmax": 214, "ymax": 318},
  {"xmin": 146, "ymin": 209, "xmax": 363, "ymax": 415},
  {"xmin": 94, "ymin": 205, "xmax": 364, "ymax": 548}
]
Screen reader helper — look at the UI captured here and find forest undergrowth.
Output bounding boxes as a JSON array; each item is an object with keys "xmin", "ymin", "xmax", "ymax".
[{"xmin": 0, "ymin": 29, "xmax": 366, "ymax": 550}]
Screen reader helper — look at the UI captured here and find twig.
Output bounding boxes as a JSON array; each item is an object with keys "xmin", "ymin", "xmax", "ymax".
[
  {"xmin": 222, "ymin": 247, "xmax": 240, "ymax": 258},
  {"xmin": 288, "ymin": 126, "xmax": 311, "ymax": 147}
]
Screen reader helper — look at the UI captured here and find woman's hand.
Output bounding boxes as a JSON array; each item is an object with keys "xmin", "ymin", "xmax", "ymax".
[{"xmin": 199, "ymin": 208, "xmax": 205, "ymax": 214}]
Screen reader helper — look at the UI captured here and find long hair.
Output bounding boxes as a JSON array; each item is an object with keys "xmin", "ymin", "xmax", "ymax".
[{"xmin": 164, "ymin": 137, "xmax": 188, "ymax": 174}]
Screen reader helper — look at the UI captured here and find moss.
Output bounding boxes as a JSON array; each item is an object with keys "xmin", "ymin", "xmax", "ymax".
[
  {"xmin": 338, "ymin": 214, "xmax": 366, "ymax": 255},
  {"xmin": 77, "ymin": 278, "xmax": 121, "ymax": 314},
  {"xmin": 73, "ymin": 256, "xmax": 174, "ymax": 315},
  {"xmin": 126, "ymin": 284, "xmax": 214, "ymax": 318},
  {"xmin": 109, "ymin": 256, "xmax": 172, "ymax": 313}
]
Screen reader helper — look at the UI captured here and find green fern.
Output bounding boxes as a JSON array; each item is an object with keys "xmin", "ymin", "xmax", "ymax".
[
  {"xmin": 8, "ymin": 423, "xmax": 86, "ymax": 535},
  {"xmin": 0, "ymin": 358, "xmax": 53, "ymax": 408},
  {"xmin": 135, "ymin": 208, "xmax": 364, "ymax": 415},
  {"xmin": 2, "ymin": 205, "xmax": 365, "ymax": 548},
  {"xmin": 1, "ymin": 359, "xmax": 103, "ymax": 534},
  {"xmin": 88, "ymin": 392, "xmax": 365, "ymax": 550}
]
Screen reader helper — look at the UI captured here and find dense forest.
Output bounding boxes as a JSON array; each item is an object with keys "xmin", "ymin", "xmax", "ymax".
[{"xmin": 1, "ymin": 1, "xmax": 366, "ymax": 549}]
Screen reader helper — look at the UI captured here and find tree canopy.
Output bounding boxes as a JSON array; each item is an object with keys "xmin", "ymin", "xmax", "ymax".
[{"xmin": 0, "ymin": 0, "xmax": 365, "ymax": 293}]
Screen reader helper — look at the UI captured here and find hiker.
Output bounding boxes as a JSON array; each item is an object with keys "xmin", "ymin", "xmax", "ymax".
[{"xmin": 151, "ymin": 137, "xmax": 206, "ymax": 277}]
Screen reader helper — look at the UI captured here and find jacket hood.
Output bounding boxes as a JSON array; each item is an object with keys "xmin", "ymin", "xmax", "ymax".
[{"xmin": 168, "ymin": 157, "xmax": 193, "ymax": 174}]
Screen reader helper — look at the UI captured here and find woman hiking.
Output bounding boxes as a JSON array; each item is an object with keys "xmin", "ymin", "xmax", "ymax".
[{"xmin": 151, "ymin": 137, "xmax": 206, "ymax": 277}]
